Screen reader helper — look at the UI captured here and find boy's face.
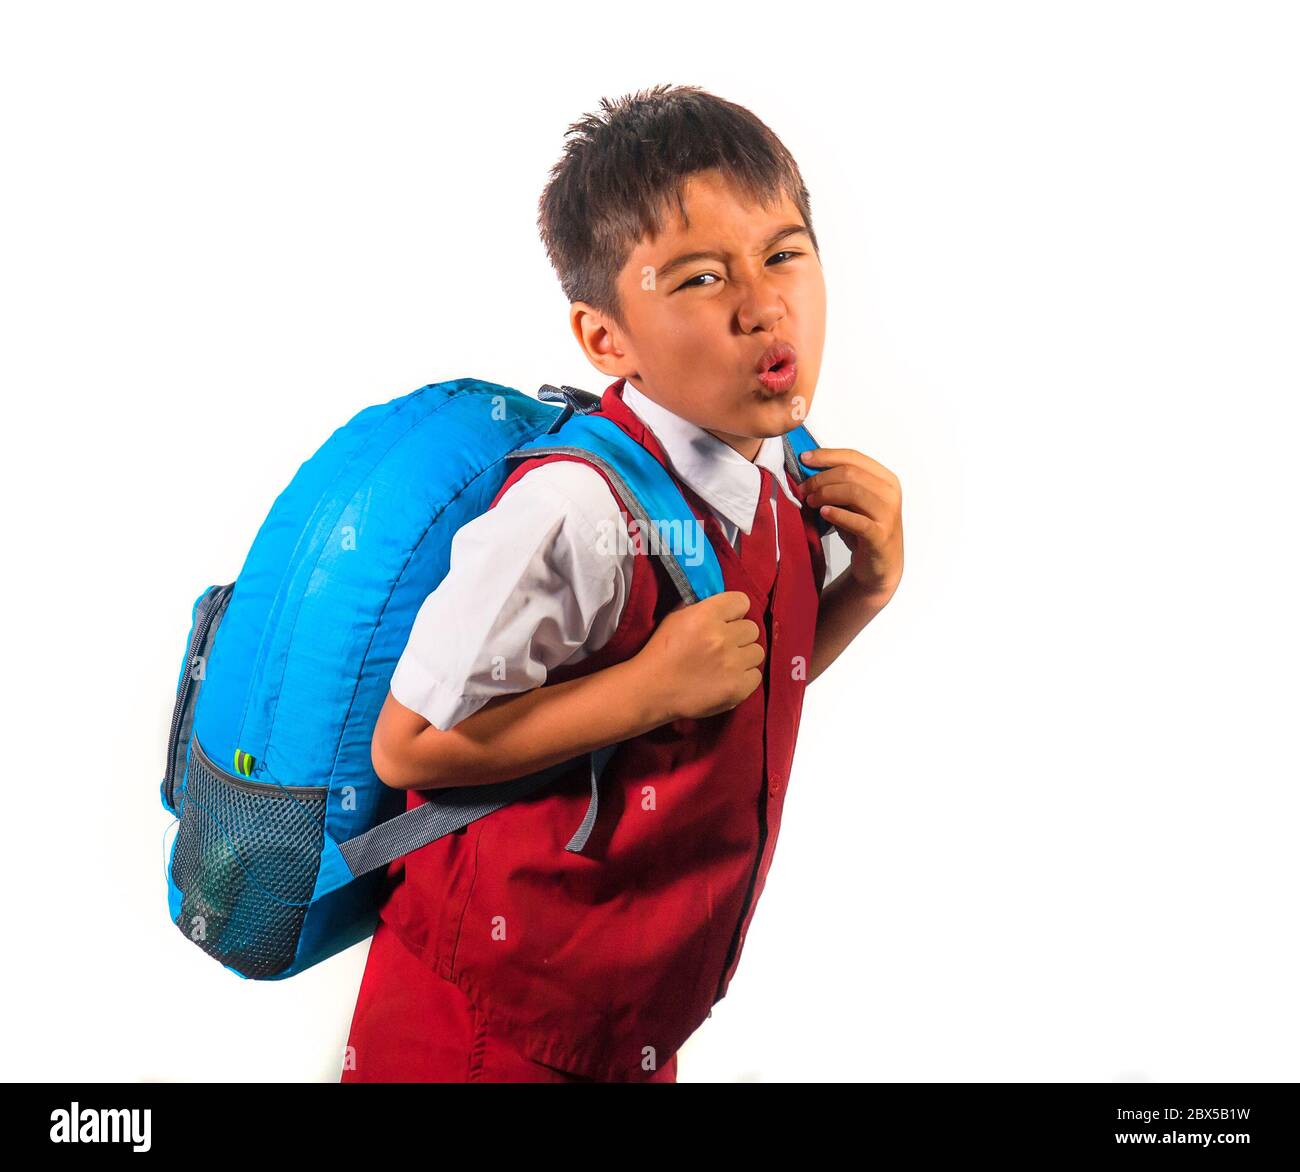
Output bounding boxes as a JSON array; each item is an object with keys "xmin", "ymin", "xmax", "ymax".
[{"xmin": 571, "ymin": 168, "xmax": 826, "ymax": 460}]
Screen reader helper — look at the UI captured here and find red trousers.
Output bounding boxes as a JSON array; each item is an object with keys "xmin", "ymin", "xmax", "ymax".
[{"xmin": 340, "ymin": 917, "xmax": 678, "ymax": 1083}]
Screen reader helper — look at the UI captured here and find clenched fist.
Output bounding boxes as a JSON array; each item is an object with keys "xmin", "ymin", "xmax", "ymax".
[{"xmin": 636, "ymin": 590, "xmax": 765, "ymax": 720}]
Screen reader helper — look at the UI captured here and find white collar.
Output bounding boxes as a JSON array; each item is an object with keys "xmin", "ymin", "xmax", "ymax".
[{"xmin": 620, "ymin": 379, "xmax": 803, "ymax": 536}]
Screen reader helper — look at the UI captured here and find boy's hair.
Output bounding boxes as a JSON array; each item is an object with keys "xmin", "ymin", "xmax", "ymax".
[{"xmin": 538, "ymin": 83, "xmax": 819, "ymax": 332}]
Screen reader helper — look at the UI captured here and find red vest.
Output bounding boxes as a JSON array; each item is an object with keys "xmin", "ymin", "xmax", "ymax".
[{"xmin": 377, "ymin": 378, "xmax": 826, "ymax": 1081}]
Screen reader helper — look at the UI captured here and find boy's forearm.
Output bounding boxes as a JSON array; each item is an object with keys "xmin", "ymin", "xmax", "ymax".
[
  {"xmin": 807, "ymin": 571, "xmax": 886, "ymax": 683},
  {"xmin": 379, "ymin": 652, "xmax": 677, "ymax": 790}
]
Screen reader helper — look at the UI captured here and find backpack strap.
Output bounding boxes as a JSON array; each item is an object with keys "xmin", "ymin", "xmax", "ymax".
[
  {"xmin": 317, "ymin": 739, "xmax": 620, "ymax": 901},
  {"xmin": 781, "ymin": 421, "xmax": 834, "ymax": 537},
  {"xmin": 505, "ymin": 411, "xmax": 727, "ymax": 605}
]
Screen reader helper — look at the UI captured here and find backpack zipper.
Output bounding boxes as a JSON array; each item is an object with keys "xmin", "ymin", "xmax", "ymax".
[
  {"xmin": 190, "ymin": 734, "xmax": 328, "ymax": 798},
  {"xmin": 163, "ymin": 582, "xmax": 234, "ymax": 811}
]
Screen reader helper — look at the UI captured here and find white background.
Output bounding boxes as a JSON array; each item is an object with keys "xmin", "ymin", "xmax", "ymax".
[{"xmin": 2, "ymin": 1, "xmax": 1296, "ymax": 1082}]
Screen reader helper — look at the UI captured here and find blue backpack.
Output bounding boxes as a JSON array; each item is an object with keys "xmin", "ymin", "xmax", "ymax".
[{"xmin": 161, "ymin": 378, "xmax": 826, "ymax": 980}]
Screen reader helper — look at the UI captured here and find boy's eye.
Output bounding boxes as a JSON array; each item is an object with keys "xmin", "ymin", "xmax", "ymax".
[{"xmin": 676, "ymin": 251, "xmax": 802, "ymax": 291}]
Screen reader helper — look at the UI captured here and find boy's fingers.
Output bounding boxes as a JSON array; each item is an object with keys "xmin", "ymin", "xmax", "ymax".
[
  {"xmin": 671, "ymin": 590, "xmax": 742, "ymax": 614},
  {"xmin": 705, "ymin": 589, "xmax": 751, "ymax": 618},
  {"xmin": 803, "ymin": 448, "xmax": 900, "ymax": 486},
  {"xmin": 804, "ymin": 479, "xmax": 894, "ymax": 521},
  {"xmin": 667, "ymin": 590, "xmax": 749, "ymax": 618}
]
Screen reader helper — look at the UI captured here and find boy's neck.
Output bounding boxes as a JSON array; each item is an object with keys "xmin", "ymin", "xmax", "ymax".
[
  {"xmin": 622, "ymin": 378, "xmax": 763, "ymax": 462},
  {"xmin": 705, "ymin": 427, "xmax": 762, "ymax": 462}
]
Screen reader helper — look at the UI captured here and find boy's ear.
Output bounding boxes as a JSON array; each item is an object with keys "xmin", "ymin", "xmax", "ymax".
[
  {"xmin": 570, "ymin": 300, "xmax": 633, "ymax": 379},
  {"xmin": 570, "ymin": 300, "xmax": 606, "ymax": 354}
]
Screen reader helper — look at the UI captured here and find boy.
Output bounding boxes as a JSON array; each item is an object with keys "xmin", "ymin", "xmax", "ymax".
[{"xmin": 341, "ymin": 84, "xmax": 903, "ymax": 1083}]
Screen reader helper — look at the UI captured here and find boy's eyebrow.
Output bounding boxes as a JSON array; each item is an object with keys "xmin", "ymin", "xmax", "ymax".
[{"xmin": 655, "ymin": 223, "xmax": 811, "ymax": 283}]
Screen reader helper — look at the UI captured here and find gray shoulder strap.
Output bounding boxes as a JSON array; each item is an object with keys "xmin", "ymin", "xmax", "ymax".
[{"xmin": 336, "ymin": 743, "xmax": 621, "ymax": 880}]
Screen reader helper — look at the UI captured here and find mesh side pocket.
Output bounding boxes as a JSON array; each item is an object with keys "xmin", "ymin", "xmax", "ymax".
[{"xmin": 170, "ymin": 737, "xmax": 327, "ymax": 978}]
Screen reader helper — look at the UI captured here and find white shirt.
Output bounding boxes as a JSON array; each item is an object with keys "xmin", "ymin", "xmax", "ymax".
[{"xmin": 390, "ymin": 380, "xmax": 847, "ymax": 730}]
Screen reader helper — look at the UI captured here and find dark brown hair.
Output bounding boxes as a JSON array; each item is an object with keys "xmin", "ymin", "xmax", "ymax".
[{"xmin": 537, "ymin": 83, "xmax": 819, "ymax": 331}]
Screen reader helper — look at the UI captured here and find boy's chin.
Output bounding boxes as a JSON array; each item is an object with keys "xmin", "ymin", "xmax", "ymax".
[{"xmin": 742, "ymin": 390, "xmax": 813, "ymax": 436}]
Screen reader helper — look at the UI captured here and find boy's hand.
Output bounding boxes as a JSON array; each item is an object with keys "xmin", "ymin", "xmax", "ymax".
[
  {"xmin": 637, "ymin": 590, "xmax": 764, "ymax": 721},
  {"xmin": 796, "ymin": 448, "xmax": 904, "ymax": 610}
]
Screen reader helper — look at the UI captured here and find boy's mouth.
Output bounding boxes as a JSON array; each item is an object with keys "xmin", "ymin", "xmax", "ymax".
[{"xmin": 755, "ymin": 341, "xmax": 798, "ymax": 394}]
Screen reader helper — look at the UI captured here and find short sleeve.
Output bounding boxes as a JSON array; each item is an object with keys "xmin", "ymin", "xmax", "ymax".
[{"xmin": 389, "ymin": 461, "xmax": 632, "ymax": 731}]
